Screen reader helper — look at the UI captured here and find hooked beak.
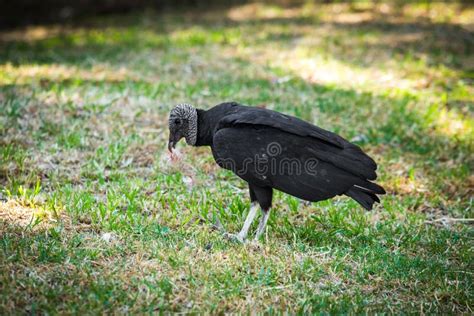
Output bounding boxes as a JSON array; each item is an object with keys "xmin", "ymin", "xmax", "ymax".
[
  {"xmin": 168, "ymin": 133, "xmax": 179, "ymax": 153},
  {"xmin": 168, "ymin": 138, "xmax": 175, "ymax": 153}
]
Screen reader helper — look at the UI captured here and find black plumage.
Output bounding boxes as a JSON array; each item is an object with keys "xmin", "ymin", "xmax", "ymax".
[{"xmin": 168, "ymin": 102, "xmax": 385, "ymax": 241}]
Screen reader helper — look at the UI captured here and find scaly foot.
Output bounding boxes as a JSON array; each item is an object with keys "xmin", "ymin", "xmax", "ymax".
[{"xmin": 223, "ymin": 232, "xmax": 245, "ymax": 243}]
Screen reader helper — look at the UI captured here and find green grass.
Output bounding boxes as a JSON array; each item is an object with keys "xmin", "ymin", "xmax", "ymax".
[{"xmin": 1, "ymin": 2, "xmax": 473, "ymax": 314}]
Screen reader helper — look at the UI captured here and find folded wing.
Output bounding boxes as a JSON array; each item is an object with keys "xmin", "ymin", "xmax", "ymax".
[
  {"xmin": 212, "ymin": 125, "xmax": 384, "ymax": 207},
  {"xmin": 217, "ymin": 105, "xmax": 378, "ymax": 180}
]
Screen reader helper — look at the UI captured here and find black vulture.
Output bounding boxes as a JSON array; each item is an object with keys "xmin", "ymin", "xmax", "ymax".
[{"xmin": 168, "ymin": 102, "xmax": 385, "ymax": 242}]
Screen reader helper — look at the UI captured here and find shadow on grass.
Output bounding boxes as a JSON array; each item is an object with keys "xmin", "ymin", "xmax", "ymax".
[
  {"xmin": 329, "ymin": 20, "xmax": 473, "ymax": 70},
  {"xmin": 0, "ymin": 6, "xmax": 473, "ymax": 71}
]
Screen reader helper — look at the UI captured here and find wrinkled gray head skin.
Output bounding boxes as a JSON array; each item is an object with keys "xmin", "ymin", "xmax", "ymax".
[{"xmin": 168, "ymin": 103, "xmax": 198, "ymax": 152}]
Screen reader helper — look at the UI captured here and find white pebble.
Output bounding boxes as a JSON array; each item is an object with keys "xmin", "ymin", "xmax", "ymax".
[{"xmin": 101, "ymin": 232, "xmax": 115, "ymax": 242}]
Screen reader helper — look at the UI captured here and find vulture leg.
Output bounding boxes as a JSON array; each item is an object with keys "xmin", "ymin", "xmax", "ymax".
[
  {"xmin": 236, "ymin": 202, "xmax": 259, "ymax": 241},
  {"xmin": 250, "ymin": 185, "xmax": 273, "ymax": 241},
  {"xmin": 232, "ymin": 184, "xmax": 259, "ymax": 240},
  {"xmin": 223, "ymin": 202, "xmax": 258, "ymax": 243},
  {"xmin": 254, "ymin": 208, "xmax": 271, "ymax": 240},
  {"xmin": 224, "ymin": 185, "xmax": 272, "ymax": 243}
]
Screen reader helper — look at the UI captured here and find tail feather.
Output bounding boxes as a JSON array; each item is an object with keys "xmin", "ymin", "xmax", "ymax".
[
  {"xmin": 345, "ymin": 186, "xmax": 383, "ymax": 210},
  {"xmin": 353, "ymin": 180, "xmax": 386, "ymax": 195}
]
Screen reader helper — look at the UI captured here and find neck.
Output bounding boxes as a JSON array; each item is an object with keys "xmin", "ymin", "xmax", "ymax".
[
  {"xmin": 195, "ymin": 103, "xmax": 238, "ymax": 147},
  {"xmin": 195, "ymin": 109, "xmax": 214, "ymax": 146}
]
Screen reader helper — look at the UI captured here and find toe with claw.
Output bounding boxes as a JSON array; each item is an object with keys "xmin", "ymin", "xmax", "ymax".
[{"xmin": 223, "ymin": 232, "xmax": 245, "ymax": 243}]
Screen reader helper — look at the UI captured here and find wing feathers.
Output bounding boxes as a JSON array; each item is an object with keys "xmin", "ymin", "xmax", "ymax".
[
  {"xmin": 307, "ymin": 145, "xmax": 377, "ymax": 180},
  {"xmin": 217, "ymin": 105, "xmax": 377, "ymax": 180},
  {"xmin": 218, "ymin": 108, "xmax": 345, "ymax": 148}
]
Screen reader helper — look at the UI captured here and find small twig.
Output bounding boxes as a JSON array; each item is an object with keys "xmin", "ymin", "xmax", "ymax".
[
  {"xmin": 425, "ymin": 217, "xmax": 474, "ymax": 230},
  {"xmin": 452, "ymin": 271, "xmax": 474, "ymax": 275},
  {"xmin": 261, "ymin": 284, "xmax": 295, "ymax": 292},
  {"xmin": 425, "ymin": 217, "xmax": 474, "ymax": 224}
]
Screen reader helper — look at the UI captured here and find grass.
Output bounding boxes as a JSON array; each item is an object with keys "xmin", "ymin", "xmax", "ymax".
[{"xmin": 0, "ymin": 2, "xmax": 473, "ymax": 313}]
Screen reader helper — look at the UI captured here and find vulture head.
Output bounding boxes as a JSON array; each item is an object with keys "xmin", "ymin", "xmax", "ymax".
[{"xmin": 168, "ymin": 103, "xmax": 198, "ymax": 152}]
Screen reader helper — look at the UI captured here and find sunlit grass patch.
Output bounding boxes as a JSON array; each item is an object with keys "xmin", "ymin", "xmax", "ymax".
[
  {"xmin": 0, "ymin": 200, "xmax": 50, "ymax": 230},
  {"xmin": 0, "ymin": 183, "xmax": 66, "ymax": 232},
  {"xmin": 0, "ymin": 63, "xmax": 133, "ymax": 85}
]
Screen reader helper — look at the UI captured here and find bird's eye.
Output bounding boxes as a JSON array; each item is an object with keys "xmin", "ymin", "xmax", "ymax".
[{"xmin": 174, "ymin": 119, "xmax": 181, "ymax": 125}]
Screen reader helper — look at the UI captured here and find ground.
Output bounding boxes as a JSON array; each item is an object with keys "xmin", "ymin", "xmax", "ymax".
[{"xmin": 0, "ymin": 2, "xmax": 473, "ymax": 314}]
